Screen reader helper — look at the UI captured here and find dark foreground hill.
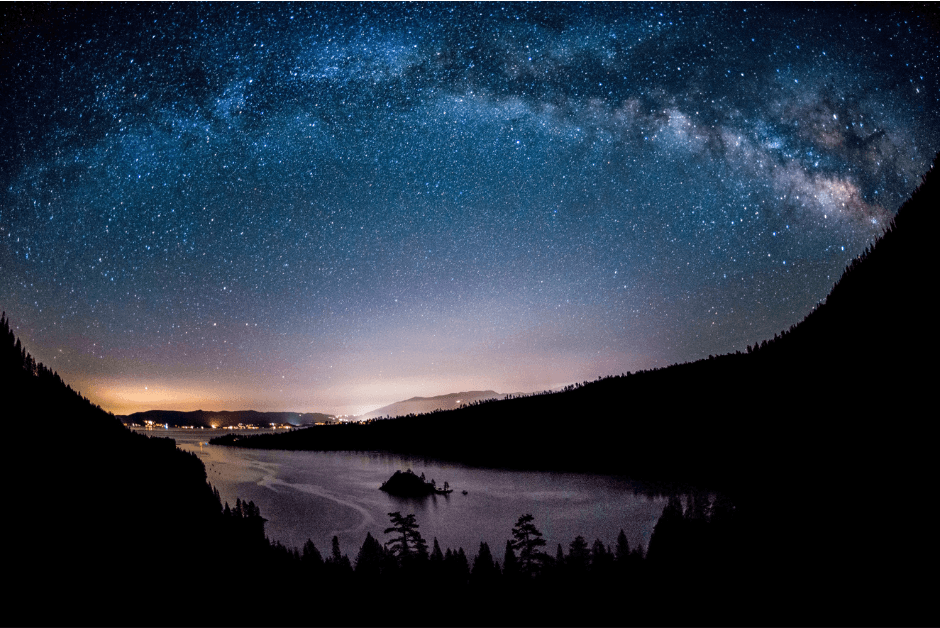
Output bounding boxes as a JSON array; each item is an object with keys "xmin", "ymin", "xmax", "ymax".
[
  {"xmin": 0, "ymin": 312, "xmax": 766, "ymax": 627},
  {"xmin": 1, "ymin": 315, "xmax": 279, "ymax": 625},
  {"xmin": 215, "ymin": 158, "xmax": 940, "ymax": 624},
  {"xmin": 4, "ymin": 154, "xmax": 936, "ymax": 624}
]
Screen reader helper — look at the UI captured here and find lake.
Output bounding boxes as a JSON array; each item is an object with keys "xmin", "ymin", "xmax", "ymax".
[{"xmin": 146, "ymin": 428, "xmax": 668, "ymax": 560}]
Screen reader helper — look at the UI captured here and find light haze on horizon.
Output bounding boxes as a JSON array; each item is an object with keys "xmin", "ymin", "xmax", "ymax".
[{"xmin": 1, "ymin": 4, "xmax": 938, "ymax": 415}]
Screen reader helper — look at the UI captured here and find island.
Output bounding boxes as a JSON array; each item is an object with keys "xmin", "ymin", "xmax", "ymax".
[{"xmin": 379, "ymin": 469, "xmax": 453, "ymax": 497}]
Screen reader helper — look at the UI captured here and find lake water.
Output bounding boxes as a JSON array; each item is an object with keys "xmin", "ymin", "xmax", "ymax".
[{"xmin": 147, "ymin": 428, "xmax": 668, "ymax": 560}]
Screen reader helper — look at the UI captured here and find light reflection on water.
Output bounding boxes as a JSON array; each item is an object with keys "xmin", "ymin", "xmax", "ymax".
[{"xmin": 147, "ymin": 428, "xmax": 667, "ymax": 559}]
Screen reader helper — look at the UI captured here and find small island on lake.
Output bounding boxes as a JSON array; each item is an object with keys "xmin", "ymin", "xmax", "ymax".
[{"xmin": 379, "ymin": 469, "xmax": 453, "ymax": 497}]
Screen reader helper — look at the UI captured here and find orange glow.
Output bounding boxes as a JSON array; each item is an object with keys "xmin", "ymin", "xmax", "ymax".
[{"xmin": 89, "ymin": 380, "xmax": 225, "ymax": 415}]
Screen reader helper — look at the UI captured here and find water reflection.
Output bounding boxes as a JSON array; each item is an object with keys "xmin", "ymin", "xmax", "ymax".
[{"xmin": 144, "ymin": 428, "xmax": 667, "ymax": 559}]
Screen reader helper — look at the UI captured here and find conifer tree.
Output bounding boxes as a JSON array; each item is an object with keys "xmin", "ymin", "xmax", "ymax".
[
  {"xmin": 328, "ymin": 535, "xmax": 353, "ymax": 577},
  {"xmin": 443, "ymin": 547, "xmax": 470, "ymax": 587},
  {"xmin": 302, "ymin": 538, "xmax": 323, "ymax": 571},
  {"xmin": 470, "ymin": 541, "xmax": 500, "ymax": 585},
  {"xmin": 615, "ymin": 529, "xmax": 630, "ymax": 565},
  {"xmin": 567, "ymin": 535, "xmax": 590, "ymax": 575},
  {"xmin": 383, "ymin": 512, "xmax": 428, "ymax": 562},
  {"xmin": 354, "ymin": 532, "xmax": 385, "ymax": 580},
  {"xmin": 647, "ymin": 494, "xmax": 686, "ymax": 571},
  {"xmin": 431, "ymin": 537, "xmax": 444, "ymax": 565},
  {"xmin": 510, "ymin": 514, "xmax": 548, "ymax": 578},
  {"xmin": 590, "ymin": 538, "xmax": 614, "ymax": 580},
  {"xmin": 503, "ymin": 539, "xmax": 520, "ymax": 582}
]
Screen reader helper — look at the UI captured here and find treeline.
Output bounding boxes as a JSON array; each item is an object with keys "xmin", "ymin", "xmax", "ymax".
[
  {"xmin": 222, "ymin": 152, "xmax": 938, "ymax": 481},
  {"xmin": 221, "ymin": 154, "xmax": 937, "ymax": 491},
  {"xmin": 214, "ymin": 157, "xmax": 940, "ymax": 623},
  {"xmin": 3, "ymin": 309, "xmax": 749, "ymax": 624},
  {"xmin": 1, "ymin": 313, "xmax": 272, "ymax": 625},
  {"xmin": 362, "ymin": 378, "xmax": 616, "ymax": 422},
  {"xmin": 2, "ymin": 311, "xmax": 728, "ymax": 625},
  {"xmin": 183, "ymin": 495, "xmax": 744, "ymax": 625},
  {"xmin": 6, "ymin": 151, "xmax": 938, "ymax": 623}
]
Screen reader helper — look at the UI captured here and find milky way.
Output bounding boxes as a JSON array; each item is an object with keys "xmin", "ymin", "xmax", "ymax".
[{"xmin": 1, "ymin": 3, "xmax": 938, "ymax": 415}]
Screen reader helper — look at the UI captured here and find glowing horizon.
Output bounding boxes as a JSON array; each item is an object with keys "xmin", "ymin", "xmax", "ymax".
[{"xmin": 2, "ymin": 4, "xmax": 937, "ymax": 418}]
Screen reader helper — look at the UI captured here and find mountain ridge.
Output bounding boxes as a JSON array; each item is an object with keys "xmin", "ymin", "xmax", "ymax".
[
  {"xmin": 354, "ymin": 389, "xmax": 525, "ymax": 421},
  {"xmin": 2, "ymin": 152, "xmax": 936, "ymax": 624},
  {"xmin": 214, "ymin": 154, "xmax": 940, "ymax": 620}
]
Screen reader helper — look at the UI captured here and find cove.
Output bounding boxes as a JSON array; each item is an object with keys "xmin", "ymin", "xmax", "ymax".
[{"xmin": 158, "ymin": 428, "xmax": 668, "ymax": 557}]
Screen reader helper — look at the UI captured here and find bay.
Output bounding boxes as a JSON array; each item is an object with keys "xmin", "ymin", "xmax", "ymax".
[{"xmin": 144, "ymin": 428, "xmax": 667, "ymax": 560}]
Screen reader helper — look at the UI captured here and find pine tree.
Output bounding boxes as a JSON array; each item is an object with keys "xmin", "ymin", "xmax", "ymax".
[
  {"xmin": 647, "ymin": 494, "xmax": 686, "ymax": 571},
  {"xmin": 590, "ymin": 538, "xmax": 614, "ymax": 580},
  {"xmin": 615, "ymin": 529, "xmax": 630, "ymax": 565},
  {"xmin": 443, "ymin": 547, "xmax": 470, "ymax": 587},
  {"xmin": 470, "ymin": 541, "xmax": 500, "ymax": 586},
  {"xmin": 510, "ymin": 514, "xmax": 548, "ymax": 578},
  {"xmin": 383, "ymin": 512, "xmax": 428, "ymax": 562},
  {"xmin": 567, "ymin": 535, "xmax": 590, "ymax": 576},
  {"xmin": 302, "ymin": 538, "xmax": 323, "ymax": 571},
  {"xmin": 503, "ymin": 539, "xmax": 520, "ymax": 582},
  {"xmin": 328, "ymin": 535, "xmax": 353, "ymax": 577},
  {"xmin": 354, "ymin": 532, "xmax": 385, "ymax": 580},
  {"xmin": 431, "ymin": 537, "xmax": 444, "ymax": 563}
]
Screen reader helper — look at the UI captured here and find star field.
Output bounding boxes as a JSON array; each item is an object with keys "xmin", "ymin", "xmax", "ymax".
[{"xmin": 2, "ymin": 3, "xmax": 938, "ymax": 415}]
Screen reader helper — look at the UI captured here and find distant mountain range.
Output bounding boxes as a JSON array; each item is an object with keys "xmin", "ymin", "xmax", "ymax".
[
  {"xmin": 117, "ymin": 409, "xmax": 335, "ymax": 428},
  {"xmin": 118, "ymin": 390, "xmax": 534, "ymax": 427},
  {"xmin": 355, "ymin": 390, "xmax": 521, "ymax": 421},
  {"xmin": 213, "ymin": 152, "xmax": 940, "ymax": 623},
  {"xmin": 6, "ymin": 155, "xmax": 938, "ymax": 626}
]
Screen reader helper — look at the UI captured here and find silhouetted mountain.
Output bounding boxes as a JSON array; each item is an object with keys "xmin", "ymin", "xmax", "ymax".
[
  {"xmin": 0, "ymin": 313, "xmax": 279, "ymax": 625},
  {"xmin": 215, "ymin": 155, "xmax": 940, "ymax": 624},
  {"xmin": 355, "ymin": 390, "xmax": 515, "ymax": 421},
  {"xmin": 6, "ymin": 152, "xmax": 937, "ymax": 625},
  {"xmin": 0, "ymin": 310, "xmax": 728, "ymax": 625},
  {"xmin": 221, "ymin": 155, "xmax": 937, "ymax": 479},
  {"xmin": 117, "ymin": 408, "xmax": 335, "ymax": 428}
]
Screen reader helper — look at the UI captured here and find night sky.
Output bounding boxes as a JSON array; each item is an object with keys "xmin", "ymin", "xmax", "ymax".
[{"xmin": 2, "ymin": 3, "xmax": 938, "ymax": 416}]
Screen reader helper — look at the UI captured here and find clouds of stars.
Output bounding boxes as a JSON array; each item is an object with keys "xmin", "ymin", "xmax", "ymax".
[{"xmin": 1, "ymin": 4, "xmax": 937, "ymax": 414}]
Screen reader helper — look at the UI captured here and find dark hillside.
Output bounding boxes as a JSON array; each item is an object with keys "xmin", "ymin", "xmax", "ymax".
[
  {"xmin": 1, "ymin": 314, "xmax": 275, "ymax": 626},
  {"xmin": 217, "ymin": 155, "xmax": 940, "ymax": 624},
  {"xmin": 4, "ymin": 151, "xmax": 935, "ymax": 623}
]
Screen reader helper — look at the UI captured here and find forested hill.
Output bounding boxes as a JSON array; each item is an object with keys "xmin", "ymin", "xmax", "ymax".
[
  {"xmin": 3, "ymin": 152, "xmax": 935, "ymax": 624},
  {"xmin": 215, "ymin": 156, "xmax": 939, "ymax": 623},
  {"xmin": 0, "ymin": 314, "xmax": 271, "ymax": 626},
  {"xmin": 218, "ymin": 156, "xmax": 937, "ymax": 490},
  {"xmin": 355, "ymin": 389, "xmax": 511, "ymax": 421}
]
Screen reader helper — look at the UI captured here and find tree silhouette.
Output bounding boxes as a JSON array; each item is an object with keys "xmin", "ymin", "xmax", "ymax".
[
  {"xmin": 503, "ymin": 539, "xmax": 520, "ymax": 582},
  {"xmin": 511, "ymin": 513, "xmax": 548, "ymax": 578},
  {"xmin": 327, "ymin": 535, "xmax": 353, "ymax": 579},
  {"xmin": 443, "ymin": 546, "xmax": 470, "ymax": 588},
  {"xmin": 383, "ymin": 512, "xmax": 428, "ymax": 562},
  {"xmin": 646, "ymin": 494, "xmax": 685, "ymax": 570},
  {"xmin": 567, "ymin": 535, "xmax": 590, "ymax": 576},
  {"xmin": 301, "ymin": 538, "xmax": 324, "ymax": 577},
  {"xmin": 354, "ymin": 532, "xmax": 386, "ymax": 582},
  {"xmin": 470, "ymin": 541, "xmax": 500, "ymax": 587},
  {"xmin": 590, "ymin": 538, "xmax": 614, "ymax": 582},
  {"xmin": 430, "ymin": 537, "xmax": 444, "ymax": 564},
  {"xmin": 615, "ymin": 529, "xmax": 630, "ymax": 565}
]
